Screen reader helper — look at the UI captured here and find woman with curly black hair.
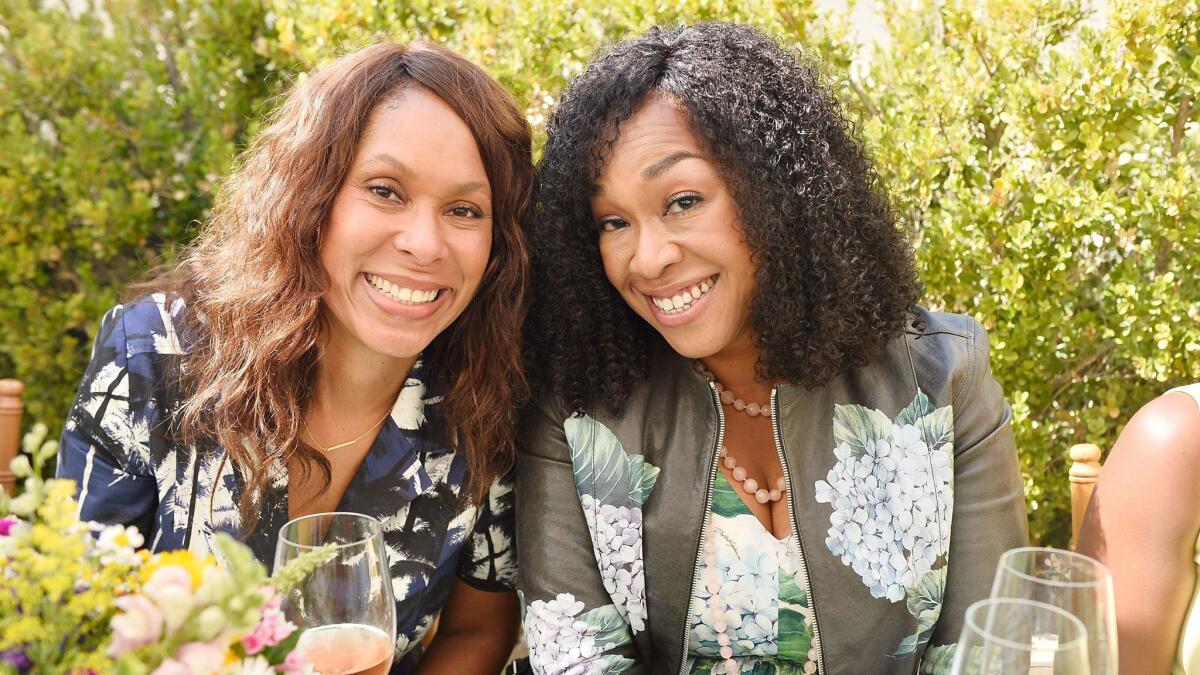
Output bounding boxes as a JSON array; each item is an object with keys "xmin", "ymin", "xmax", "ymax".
[{"xmin": 516, "ymin": 22, "xmax": 1027, "ymax": 674}]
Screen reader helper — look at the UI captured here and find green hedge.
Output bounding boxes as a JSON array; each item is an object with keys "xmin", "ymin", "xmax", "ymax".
[{"xmin": 1, "ymin": 0, "xmax": 1196, "ymax": 545}]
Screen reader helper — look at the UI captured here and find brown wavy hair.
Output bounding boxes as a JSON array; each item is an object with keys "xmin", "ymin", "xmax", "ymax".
[{"xmin": 144, "ymin": 40, "xmax": 532, "ymax": 533}]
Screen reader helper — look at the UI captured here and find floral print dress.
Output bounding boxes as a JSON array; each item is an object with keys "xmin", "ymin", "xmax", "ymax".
[{"xmin": 686, "ymin": 472, "xmax": 818, "ymax": 675}]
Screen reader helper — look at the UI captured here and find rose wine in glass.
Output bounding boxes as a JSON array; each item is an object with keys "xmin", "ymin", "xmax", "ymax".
[{"xmin": 275, "ymin": 512, "xmax": 397, "ymax": 675}]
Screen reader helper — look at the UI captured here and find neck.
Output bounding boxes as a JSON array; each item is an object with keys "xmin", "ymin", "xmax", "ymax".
[
  {"xmin": 699, "ymin": 341, "xmax": 774, "ymax": 402},
  {"xmin": 312, "ymin": 331, "xmax": 413, "ymax": 420}
]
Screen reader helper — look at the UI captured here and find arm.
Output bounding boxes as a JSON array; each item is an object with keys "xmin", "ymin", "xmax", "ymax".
[
  {"xmin": 516, "ymin": 403, "xmax": 642, "ymax": 674},
  {"xmin": 56, "ymin": 304, "xmax": 157, "ymax": 535},
  {"xmin": 415, "ymin": 578, "xmax": 519, "ymax": 674},
  {"xmin": 1077, "ymin": 392, "xmax": 1200, "ymax": 675},
  {"xmin": 418, "ymin": 474, "xmax": 521, "ymax": 673},
  {"xmin": 924, "ymin": 319, "xmax": 1029, "ymax": 670}
]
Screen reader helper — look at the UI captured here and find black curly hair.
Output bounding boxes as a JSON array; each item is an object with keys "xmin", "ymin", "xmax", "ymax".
[{"xmin": 526, "ymin": 22, "xmax": 923, "ymax": 414}]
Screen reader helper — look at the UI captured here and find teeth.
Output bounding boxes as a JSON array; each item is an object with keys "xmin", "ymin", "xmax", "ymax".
[
  {"xmin": 651, "ymin": 275, "xmax": 717, "ymax": 315},
  {"xmin": 365, "ymin": 274, "xmax": 440, "ymax": 305}
]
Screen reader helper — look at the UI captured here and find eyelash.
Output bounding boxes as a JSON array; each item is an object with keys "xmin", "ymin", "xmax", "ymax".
[
  {"xmin": 666, "ymin": 192, "xmax": 702, "ymax": 214},
  {"xmin": 367, "ymin": 184, "xmax": 483, "ymax": 218},
  {"xmin": 367, "ymin": 184, "xmax": 401, "ymax": 201},
  {"xmin": 597, "ymin": 193, "xmax": 704, "ymax": 231}
]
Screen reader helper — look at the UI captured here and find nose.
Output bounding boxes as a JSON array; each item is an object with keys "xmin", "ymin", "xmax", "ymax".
[
  {"xmin": 393, "ymin": 206, "xmax": 448, "ymax": 266},
  {"xmin": 628, "ymin": 220, "xmax": 682, "ymax": 280}
]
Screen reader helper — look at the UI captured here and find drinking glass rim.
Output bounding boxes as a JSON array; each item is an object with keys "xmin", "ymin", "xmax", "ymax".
[
  {"xmin": 998, "ymin": 546, "xmax": 1112, "ymax": 588},
  {"xmin": 963, "ymin": 597, "xmax": 1090, "ymax": 652},
  {"xmin": 278, "ymin": 511, "xmax": 383, "ymax": 549}
]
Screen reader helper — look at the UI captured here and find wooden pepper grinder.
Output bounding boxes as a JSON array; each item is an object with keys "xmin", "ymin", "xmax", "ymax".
[{"xmin": 0, "ymin": 379, "xmax": 25, "ymax": 495}]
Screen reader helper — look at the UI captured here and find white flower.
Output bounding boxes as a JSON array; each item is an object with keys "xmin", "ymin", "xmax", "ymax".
[
  {"xmin": 221, "ymin": 656, "xmax": 275, "ymax": 675},
  {"xmin": 93, "ymin": 523, "xmax": 145, "ymax": 567},
  {"xmin": 525, "ymin": 593, "xmax": 614, "ymax": 675},
  {"xmin": 814, "ymin": 417, "xmax": 953, "ymax": 601},
  {"xmin": 580, "ymin": 495, "xmax": 648, "ymax": 632}
]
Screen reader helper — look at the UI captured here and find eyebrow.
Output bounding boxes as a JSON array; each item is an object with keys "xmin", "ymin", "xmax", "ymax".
[
  {"xmin": 363, "ymin": 153, "xmax": 488, "ymax": 195},
  {"xmin": 641, "ymin": 151, "xmax": 702, "ymax": 181}
]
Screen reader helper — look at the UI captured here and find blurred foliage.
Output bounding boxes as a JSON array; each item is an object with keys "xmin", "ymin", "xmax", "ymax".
[{"xmin": 1, "ymin": 0, "xmax": 1196, "ymax": 545}]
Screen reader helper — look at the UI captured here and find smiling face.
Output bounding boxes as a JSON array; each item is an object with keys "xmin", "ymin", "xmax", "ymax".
[
  {"xmin": 591, "ymin": 95, "xmax": 757, "ymax": 361},
  {"xmin": 319, "ymin": 85, "xmax": 493, "ymax": 367}
]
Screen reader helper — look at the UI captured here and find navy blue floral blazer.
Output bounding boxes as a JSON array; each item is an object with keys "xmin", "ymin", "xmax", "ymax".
[{"xmin": 57, "ymin": 294, "xmax": 516, "ymax": 672}]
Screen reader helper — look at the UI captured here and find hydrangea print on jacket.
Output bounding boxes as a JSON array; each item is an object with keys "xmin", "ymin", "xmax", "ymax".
[
  {"xmin": 813, "ymin": 391, "xmax": 954, "ymax": 659},
  {"xmin": 522, "ymin": 414, "xmax": 659, "ymax": 674}
]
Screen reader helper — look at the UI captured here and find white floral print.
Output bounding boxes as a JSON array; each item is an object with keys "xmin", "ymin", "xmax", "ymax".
[
  {"xmin": 814, "ymin": 390, "xmax": 954, "ymax": 658},
  {"xmin": 523, "ymin": 592, "xmax": 634, "ymax": 675},
  {"xmin": 687, "ymin": 472, "xmax": 817, "ymax": 673},
  {"xmin": 565, "ymin": 415, "xmax": 659, "ymax": 633}
]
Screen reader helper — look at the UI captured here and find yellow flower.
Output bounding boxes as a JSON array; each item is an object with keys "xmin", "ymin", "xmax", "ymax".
[{"xmin": 141, "ymin": 549, "xmax": 215, "ymax": 590}]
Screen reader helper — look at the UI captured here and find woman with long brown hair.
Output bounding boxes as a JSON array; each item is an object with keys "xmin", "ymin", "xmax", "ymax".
[{"xmin": 57, "ymin": 40, "xmax": 531, "ymax": 673}]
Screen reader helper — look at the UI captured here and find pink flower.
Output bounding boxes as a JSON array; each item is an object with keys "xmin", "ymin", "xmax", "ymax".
[
  {"xmin": 241, "ymin": 593, "xmax": 296, "ymax": 655},
  {"xmin": 0, "ymin": 516, "xmax": 18, "ymax": 537},
  {"xmin": 151, "ymin": 640, "xmax": 227, "ymax": 675},
  {"xmin": 142, "ymin": 566, "xmax": 195, "ymax": 632},
  {"xmin": 107, "ymin": 595, "xmax": 165, "ymax": 657},
  {"xmin": 280, "ymin": 650, "xmax": 315, "ymax": 674}
]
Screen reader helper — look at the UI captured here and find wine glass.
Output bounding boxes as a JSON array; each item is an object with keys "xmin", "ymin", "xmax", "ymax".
[
  {"xmin": 990, "ymin": 547, "xmax": 1118, "ymax": 674},
  {"xmin": 275, "ymin": 512, "xmax": 397, "ymax": 675},
  {"xmin": 951, "ymin": 598, "xmax": 1091, "ymax": 674}
]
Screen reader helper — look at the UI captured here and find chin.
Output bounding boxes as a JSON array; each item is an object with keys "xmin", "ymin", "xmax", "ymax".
[{"xmin": 658, "ymin": 331, "xmax": 723, "ymax": 360}]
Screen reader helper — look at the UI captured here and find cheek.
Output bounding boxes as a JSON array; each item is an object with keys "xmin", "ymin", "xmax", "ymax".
[
  {"xmin": 598, "ymin": 238, "xmax": 629, "ymax": 288},
  {"xmin": 459, "ymin": 227, "xmax": 494, "ymax": 289}
]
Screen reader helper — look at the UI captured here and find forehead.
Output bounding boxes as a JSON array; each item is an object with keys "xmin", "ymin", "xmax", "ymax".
[
  {"xmin": 599, "ymin": 95, "xmax": 704, "ymax": 175},
  {"xmin": 358, "ymin": 86, "xmax": 484, "ymax": 166}
]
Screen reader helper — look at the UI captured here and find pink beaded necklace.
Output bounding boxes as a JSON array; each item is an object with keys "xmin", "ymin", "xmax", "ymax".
[
  {"xmin": 695, "ymin": 361, "xmax": 786, "ymax": 504},
  {"xmin": 693, "ymin": 362, "xmax": 773, "ymax": 418}
]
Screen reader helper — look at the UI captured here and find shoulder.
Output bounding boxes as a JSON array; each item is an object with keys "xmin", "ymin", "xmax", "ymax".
[
  {"xmin": 894, "ymin": 307, "xmax": 991, "ymax": 410},
  {"xmin": 1108, "ymin": 389, "xmax": 1200, "ymax": 479},
  {"xmin": 113, "ymin": 293, "xmax": 189, "ymax": 356}
]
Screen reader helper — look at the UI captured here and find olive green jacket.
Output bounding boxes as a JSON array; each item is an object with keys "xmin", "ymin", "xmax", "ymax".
[{"xmin": 516, "ymin": 309, "xmax": 1028, "ymax": 674}]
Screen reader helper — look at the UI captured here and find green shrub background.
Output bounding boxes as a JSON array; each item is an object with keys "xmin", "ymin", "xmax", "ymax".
[{"xmin": 1, "ymin": 0, "xmax": 1197, "ymax": 545}]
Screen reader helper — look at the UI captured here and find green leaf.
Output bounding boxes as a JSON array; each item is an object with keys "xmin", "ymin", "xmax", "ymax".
[
  {"xmin": 580, "ymin": 603, "xmax": 634, "ymax": 653},
  {"xmin": 565, "ymin": 415, "xmax": 660, "ymax": 507},
  {"xmin": 710, "ymin": 473, "xmax": 749, "ymax": 517},
  {"xmin": 915, "ymin": 406, "xmax": 954, "ymax": 455},
  {"xmin": 897, "ymin": 391, "xmax": 935, "ymax": 426},
  {"xmin": 920, "ymin": 644, "xmax": 959, "ymax": 675},
  {"xmin": 832, "ymin": 403, "xmax": 895, "ymax": 457},
  {"xmin": 776, "ymin": 606, "xmax": 814, "ymax": 657},
  {"xmin": 905, "ymin": 567, "xmax": 947, "ymax": 618}
]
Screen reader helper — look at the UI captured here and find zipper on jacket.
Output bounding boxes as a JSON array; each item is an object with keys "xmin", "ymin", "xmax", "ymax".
[
  {"xmin": 771, "ymin": 388, "xmax": 826, "ymax": 675},
  {"xmin": 677, "ymin": 381, "xmax": 726, "ymax": 675}
]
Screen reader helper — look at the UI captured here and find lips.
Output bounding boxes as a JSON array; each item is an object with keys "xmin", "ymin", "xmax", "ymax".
[
  {"xmin": 364, "ymin": 273, "xmax": 442, "ymax": 305},
  {"xmin": 647, "ymin": 274, "xmax": 718, "ymax": 315}
]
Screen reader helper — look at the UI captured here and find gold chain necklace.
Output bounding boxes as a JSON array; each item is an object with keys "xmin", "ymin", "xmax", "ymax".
[{"xmin": 303, "ymin": 408, "xmax": 391, "ymax": 453}]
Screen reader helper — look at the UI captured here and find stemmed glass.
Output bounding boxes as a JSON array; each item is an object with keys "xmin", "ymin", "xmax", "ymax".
[
  {"xmin": 951, "ymin": 598, "xmax": 1091, "ymax": 674},
  {"xmin": 990, "ymin": 547, "xmax": 1118, "ymax": 674},
  {"xmin": 275, "ymin": 512, "xmax": 397, "ymax": 675}
]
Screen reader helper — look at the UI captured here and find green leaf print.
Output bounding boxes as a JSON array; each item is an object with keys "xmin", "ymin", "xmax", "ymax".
[
  {"xmin": 565, "ymin": 415, "xmax": 661, "ymax": 507},
  {"xmin": 777, "ymin": 567, "xmax": 814, "ymax": 662},
  {"xmin": 915, "ymin": 405, "xmax": 954, "ymax": 455},
  {"xmin": 892, "ymin": 568, "xmax": 947, "ymax": 657},
  {"xmin": 711, "ymin": 471, "xmax": 750, "ymax": 517},
  {"xmin": 776, "ymin": 607, "xmax": 813, "ymax": 659},
  {"xmin": 920, "ymin": 644, "xmax": 959, "ymax": 675},
  {"xmin": 897, "ymin": 391, "xmax": 935, "ymax": 426},
  {"xmin": 832, "ymin": 403, "xmax": 895, "ymax": 457},
  {"xmin": 584, "ymin": 603, "xmax": 636, "ymax": 652}
]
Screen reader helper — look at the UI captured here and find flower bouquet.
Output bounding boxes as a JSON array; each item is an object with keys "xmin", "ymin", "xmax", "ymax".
[{"xmin": 0, "ymin": 424, "xmax": 335, "ymax": 675}]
